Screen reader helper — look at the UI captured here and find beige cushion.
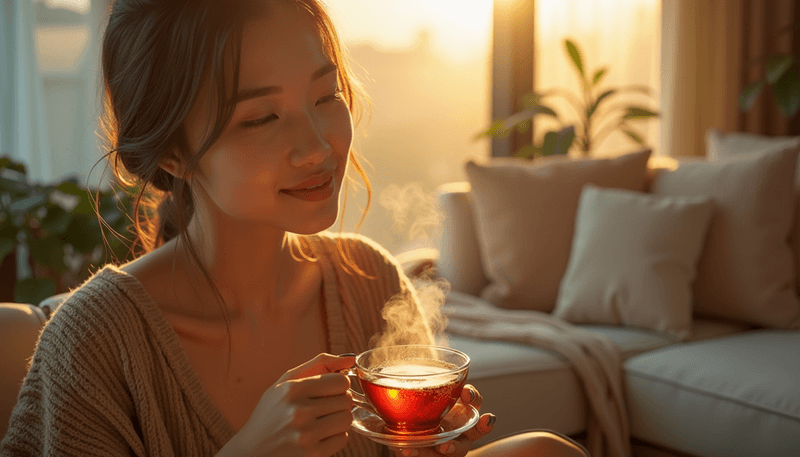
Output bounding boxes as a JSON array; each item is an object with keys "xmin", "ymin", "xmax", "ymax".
[
  {"xmin": 706, "ymin": 128, "xmax": 800, "ymax": 296},
  {"xmin": 625, "ymin": 330, "xmax": 800, "ymax": 456},
  {"xmin": 553, "ymin": 185, "xmax": 714, "ymax": 340},
  {"xmin": 464, "ymin": 149, "xmax": 652, "ymax": 312},
  {"xmin": 651, "ymin": 148, "xmax": 800, "ymax": 329}
]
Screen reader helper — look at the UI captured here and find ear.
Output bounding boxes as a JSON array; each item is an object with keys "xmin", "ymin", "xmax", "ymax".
[{"xmin": 159, "ymin": 152, "xmax": 189, "ymax": 179}]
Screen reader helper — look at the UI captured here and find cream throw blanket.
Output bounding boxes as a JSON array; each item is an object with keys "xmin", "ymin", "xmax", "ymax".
[{"xmin": 444, "ymin": 291, "xmax": 631, "ymax": 457}]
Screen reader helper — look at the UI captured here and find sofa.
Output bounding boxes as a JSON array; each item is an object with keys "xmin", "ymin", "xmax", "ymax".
[
  {"xmin": 2, "ymin": 130, "xmax": 800, "ymax": 456},
  {"xmin": 410, "ymin": 130, "xmax": 800, "ymax": 456}
]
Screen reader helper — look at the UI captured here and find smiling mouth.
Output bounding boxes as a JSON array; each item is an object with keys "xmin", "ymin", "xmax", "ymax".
[{"xmin": 280, "ymin": 176, "xmax": 335, "ymax": 201}]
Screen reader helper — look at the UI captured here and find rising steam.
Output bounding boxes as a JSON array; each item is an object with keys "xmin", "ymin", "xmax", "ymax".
[{"xmin": 369, "ymin": 183, "xmax": 451, "ymax": 363}]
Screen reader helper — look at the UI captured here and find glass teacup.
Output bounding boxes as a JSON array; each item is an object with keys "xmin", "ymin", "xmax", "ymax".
[{"xmin": 346, "ymin": 345, "xmax": 470, "ymax": 435}]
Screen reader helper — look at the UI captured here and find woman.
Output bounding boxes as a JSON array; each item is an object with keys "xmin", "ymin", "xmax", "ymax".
[{"xmin": 2, "ymin": 1, "xmax": 588, "ymax": 456}]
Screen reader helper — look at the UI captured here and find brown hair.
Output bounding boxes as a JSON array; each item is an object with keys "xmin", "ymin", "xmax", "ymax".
[{"xmin": 98, "ymin": 0, "xmax": 373, "ymax": 276}]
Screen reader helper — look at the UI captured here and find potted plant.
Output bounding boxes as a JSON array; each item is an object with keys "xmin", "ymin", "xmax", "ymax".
[
  {"xmin": 477, "ymin": 38, "xmax": 660, "ymax": 158},
  {"xmin": 739, "ymin": 25, "xmax": 800, "ymax": 119},
  {"xmin": 0, "ymin": 156, "xmax": 136, "ymax": 305}
]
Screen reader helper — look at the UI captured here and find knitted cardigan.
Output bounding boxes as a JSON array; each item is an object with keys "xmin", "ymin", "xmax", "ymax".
[{"xmin": 2, "ymin": 233, "xmax": 421, "ymax": 457}]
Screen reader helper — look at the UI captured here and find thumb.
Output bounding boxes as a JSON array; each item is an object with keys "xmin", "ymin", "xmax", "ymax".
[
  {"xmin": 462, "ymin": 413, "xmax": 496, "ymax": 443},
  {"xmin": 278, "ymin": 353, "xmax": 356, "ymax": 382}
]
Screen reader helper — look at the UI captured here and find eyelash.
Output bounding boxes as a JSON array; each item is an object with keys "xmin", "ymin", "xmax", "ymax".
[{"xmin": 240, "ymin": 90, "xmax": 344, "ymax": 129}]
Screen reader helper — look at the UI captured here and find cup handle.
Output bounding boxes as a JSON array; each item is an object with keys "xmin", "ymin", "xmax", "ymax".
[{"xmin": 341, "ymin": 368, "xmax": 380, "ymax": 416}]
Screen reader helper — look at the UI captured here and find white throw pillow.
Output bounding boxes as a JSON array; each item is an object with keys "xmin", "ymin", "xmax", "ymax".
[
  {"xmin": 464, "ymin": 149, "xmax": 652, "ymax": 312},
  {"xmin": 706, "ymin": 128, "xmax": 800, "ymax": 296},
  {"xmin": 651, "ymin": 147, "xmax": 800, "ymax": 329},
  {"xmin": 553, "ymin": 185, "xmax": 714, "ymax": 340}
]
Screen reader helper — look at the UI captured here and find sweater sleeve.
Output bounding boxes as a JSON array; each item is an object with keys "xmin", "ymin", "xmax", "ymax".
[{"xmin": 1, "ymin": 292, "xmax": 144, "ymax": 457}]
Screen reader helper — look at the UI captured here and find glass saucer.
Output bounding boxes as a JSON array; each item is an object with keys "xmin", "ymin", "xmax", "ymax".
[{"xmin": 350, "ymin": 402, "xmax": 480, "ymax": 448}]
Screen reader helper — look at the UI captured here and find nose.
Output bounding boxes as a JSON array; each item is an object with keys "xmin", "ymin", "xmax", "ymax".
[{"xmin": 288, "ymin": 112, "xmax": 331, "ymax": 167}]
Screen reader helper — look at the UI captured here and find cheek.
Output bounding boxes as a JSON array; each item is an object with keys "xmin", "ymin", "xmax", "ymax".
[
  {"xmin": 198, "ymin": 147, "xmax": 279, "ymax": 216},
  {"xmin": 330, "ymin": 105, "xmax": 354, "ymax": 158}
]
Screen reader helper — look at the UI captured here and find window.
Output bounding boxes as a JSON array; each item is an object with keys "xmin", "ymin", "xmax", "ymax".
[
  {"xmin": 329, "ymin": 1, "xmax": 494, "ymax": 255},
  {"xmin": 534, "ymin": 0, "xmax": 661, "ymax": 157}
]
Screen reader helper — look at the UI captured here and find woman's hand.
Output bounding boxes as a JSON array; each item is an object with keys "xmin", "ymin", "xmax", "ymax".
[
  {"xmin": 388, "ymin": 385, "xmax": 496, "ymax": 457},
  {"xmin": 217, "ymin": 353, "xmax": 356, "ymax": 457}
]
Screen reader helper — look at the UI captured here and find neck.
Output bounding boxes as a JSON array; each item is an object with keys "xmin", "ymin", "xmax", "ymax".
[{"xmin": 175, "ymin": 216, "xmax": 300, "ymax": 318}]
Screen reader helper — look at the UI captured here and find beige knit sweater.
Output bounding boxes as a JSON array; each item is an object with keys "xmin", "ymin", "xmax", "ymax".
[{"xmin": 2, "ymin": 233, "xmax": 421, "ymax": 457}]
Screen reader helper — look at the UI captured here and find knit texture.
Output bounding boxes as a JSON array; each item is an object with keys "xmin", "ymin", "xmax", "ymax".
[{"xmin": 1, "ymin": 232, "xmax": 419, "ymax": 457}]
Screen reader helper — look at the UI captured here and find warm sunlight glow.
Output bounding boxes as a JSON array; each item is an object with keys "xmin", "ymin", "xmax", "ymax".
[
  {"xmin": 535, "ymin": 0, "xmax": 661, "ymax": 156},
  {"xmin": 42, "ymin": 0, "xmax": 90, "ymax": 14},
  {"xmin": 329, "ymin": 0, "xmax": 493, "ymax": 61}
]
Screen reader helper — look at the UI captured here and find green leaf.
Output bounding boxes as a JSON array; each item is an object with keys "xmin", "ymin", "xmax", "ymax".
[
  {"xmin": 765, "ymin": 55, "xmax": 794, "ymax": 84},
  {"xmin": 515, "ymin": 144, "xmax": 541, "ymax": 159},
  {"xmin": 56, "ymin": 180, "xmax": 84, "ymax": 197},
  {"xmin": 623, "ymin": 106, "xmax": 660, "ymax": 120},
  {"xmin": 565, "ymin": 39, "xmax": 585, "ymax": 78},
  {"xmin": 589, "ymin": 89, "xmax": 617, "ymax": 117},
  {"xmin": 474, "ymin": 119, "xmax": 509, "ymax": 140},
  {"xmin": 0, "ymin": 238, "xmax": 14, "ymax": 263},
  {"xmin": 29, "ymin": 237, "xmax": 67, "ymax": 272},
  {"xmin": 64, "ymin": 215, "xmax": 103, "ymax": 254},
  {"xmin": 739, "ymin": 80, "xmax": 766, "ymax": 111},
  {"xmin": 41, "ymin": 206, "xmax": 73, "ymax": 235},
  {"xmin": 541, "ymin": 126, "xmax": 575, "ymax": 156},
  {"xmin": 620, "ymin": 126, "xmax": 645, "ymax": 144},
  {"xmin": 592, "ymin": 68, "xmax": 608, "ymax": 86},
  {"xmin": 0, "ymin": 173, "xmax": 32, "ymax": 195},
  {"xmin": 14, "ymin": 277, "xmax": 56, "ymax": 306},
  {"xmin": 514, "ymin": 119, "xmax": 532, "ymax": 133},
  {"xmin": 0, "ymin": 157, "xmax": 27, "ymax": 175},
  {"xmin": 774, "ymin": 67, "xmax": 800, "ymax": 117},
  {"xmin": 10, "ymin": 195, "xmax": 46, "ymax": 213}
]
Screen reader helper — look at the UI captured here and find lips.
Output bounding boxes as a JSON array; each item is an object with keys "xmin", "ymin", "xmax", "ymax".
[{"xmin": 282, "ymin": 171, "xmax": 334, "ymax": 192}]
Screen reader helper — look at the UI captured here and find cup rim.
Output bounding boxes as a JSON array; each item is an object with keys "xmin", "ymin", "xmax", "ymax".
[{"xmin": 355, "ymin": 344, "xmax": 470, "ymax": 378}]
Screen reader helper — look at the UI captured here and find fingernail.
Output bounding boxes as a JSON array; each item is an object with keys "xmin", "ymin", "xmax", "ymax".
[
  {"xmin": 439, "ymin": 443, "xmax": 456, "ymax": 454},
  {"xmin": 402, "ymin": 449, "xmax": 419, "ymax": 457},
  {"xmin": 487, "ymin": 414, "xmax": 497, "ymax": 427},
  {"xmin": 468, "ymin": 388, "xmax": 476, "ymax": 402},
  {"xmin": 339, "ymin": 353, "xmax": 356, "ymax": 358}
]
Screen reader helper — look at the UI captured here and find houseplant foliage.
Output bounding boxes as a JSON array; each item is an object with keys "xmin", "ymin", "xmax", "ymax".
[
  {"xmin": 0, "ymin": 156, "xmax": 136, "ymax": 305},
  {"xmin": 477, "ymin": 38, "xmax": 659, "ymax": 158},
  {"xmin": 739, "ymin": 25, "xmax": 800, "ymax": 118}
]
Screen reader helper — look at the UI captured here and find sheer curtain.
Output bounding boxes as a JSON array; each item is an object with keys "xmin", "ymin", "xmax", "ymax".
[
  {"xmin": 2, "ymin": 0, "xmax": 108, "ymax": 186},
  {"xmin": 534, "ymin": 0, "xmax": 661, "ymax": 157},
  {"xmin": 660, "ymin": 0, "xmax": 800, "ymax": 158}
]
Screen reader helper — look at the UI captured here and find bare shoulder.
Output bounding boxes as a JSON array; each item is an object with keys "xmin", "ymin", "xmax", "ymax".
[{"xmin": 118, "ymin": 242, "xmax": 184, "ymax": 309}]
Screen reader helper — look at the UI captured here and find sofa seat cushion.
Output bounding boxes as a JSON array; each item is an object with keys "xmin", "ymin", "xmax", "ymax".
[
  {"xmin": 625, "ymin": 331, "xmax": 800, "ymax": 457},
  {"xmin": 447, "ymin": 325, "xmax": 674, "ymax": 446}
]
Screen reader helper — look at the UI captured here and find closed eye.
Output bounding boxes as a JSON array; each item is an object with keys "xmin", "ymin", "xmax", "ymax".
[
  {"xmin": 241, "ymin": 113, "xmax": 279, "ymax": 129},
  {"xmin": 316, "ymin": 90, "xmax": 343, "ymax": 106}
]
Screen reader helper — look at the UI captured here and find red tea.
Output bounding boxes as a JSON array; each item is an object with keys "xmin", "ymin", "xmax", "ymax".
[{"xmin": 358, "ymin": 359, "xmax": 466, "ymax": 435}]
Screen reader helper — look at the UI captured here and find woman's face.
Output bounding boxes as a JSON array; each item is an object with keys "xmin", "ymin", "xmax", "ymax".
[{"xmin": 183, "ymin": 1, "xmax": 353, "ymax": 235}]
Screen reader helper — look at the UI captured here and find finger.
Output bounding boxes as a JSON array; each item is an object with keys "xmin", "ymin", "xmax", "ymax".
[
  {"xmin": 279, "ymin": 353, "xmax": 356, "ymax": 382},
  {"xmin": 284, "ymin": 372, "xmax": 351, "ymax": 401},
  {"xmin": 434, "ymin": 435, "xmax": 471, "ymax": 456},
  {"xmin": 387, "ymin": 447, "xmax": 421, "ymax": 457},
  {"xmin": 309, "ymin": 409, "xmax": 354, "ymax": 444},
  {"xmin": 461, "ymin": 413, "xmax": 496, "ymax": 443},
  {"xmin": 293, "ymin": 392, "xmax": 353, "ymax": 425},
  {"xmin": 317, "ymin": 431, "xmax": 349, "ymax": 457},
  {"xmin": 460, "ymin": 384, "xmax": 483, "ymax": 410}
]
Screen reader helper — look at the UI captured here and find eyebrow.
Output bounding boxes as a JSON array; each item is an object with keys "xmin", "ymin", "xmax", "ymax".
[{"xmin": 229, "ymin": 63, "xmax": 338, "ymax": 106}]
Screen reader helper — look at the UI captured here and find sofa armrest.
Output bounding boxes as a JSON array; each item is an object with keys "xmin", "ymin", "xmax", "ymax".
[
  {"xmin": 395, "ymin": 247, "xmax": 440, "ymax": 280},
  {"xmin": 0, "ymin": 303, "xmax": 47, "ymax": 438},
  {"xmin": 435, "ymin": 182, "xmax": 489, "ymax": 296}
]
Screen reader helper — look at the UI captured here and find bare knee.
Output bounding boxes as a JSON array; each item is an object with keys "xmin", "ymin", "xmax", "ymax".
[{"xmin": 470, "ymin": 431, "xmax": 588, "ymax": 457}]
